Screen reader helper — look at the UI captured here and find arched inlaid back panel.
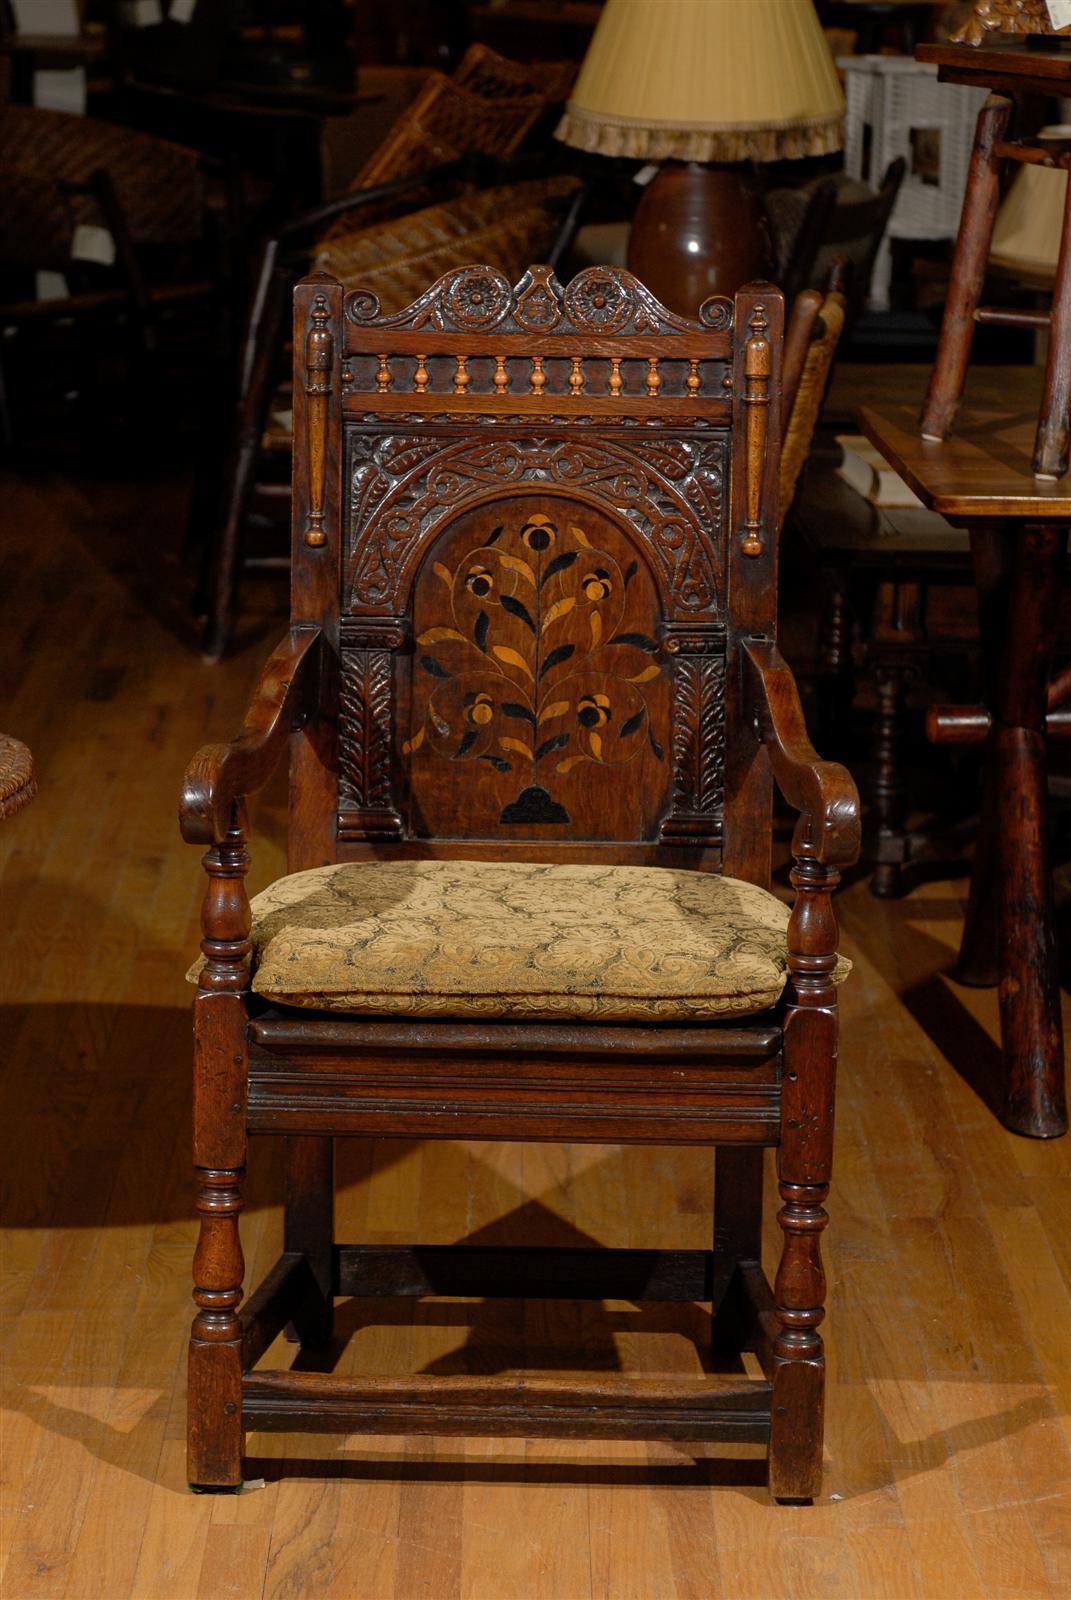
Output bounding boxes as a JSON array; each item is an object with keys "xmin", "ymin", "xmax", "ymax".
[
  {"xmin": 401, "ymin": 493, "xmax": 673, "ymax": 840},
  {"xmin": 314, "ymin": 264, "xmax": 783, "ymax": 863}
]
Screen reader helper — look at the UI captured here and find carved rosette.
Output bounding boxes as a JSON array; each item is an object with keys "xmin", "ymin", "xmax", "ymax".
[
  {"xmin": 338, "ymin": 617, "xmax": 406, "ymax": 839},
  {"xmin": 659, "ymin": 623, "xmax": 726, "ymax": 845}
]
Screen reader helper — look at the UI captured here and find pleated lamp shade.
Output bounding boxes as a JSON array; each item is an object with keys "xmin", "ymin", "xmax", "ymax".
[
  {"xmin": 990, "ymin": 130, "xmax": 1069, "ymax": 285},
  {"xmin": 555, "ymin": 0, "xmax": 844, "ymax": 164}
]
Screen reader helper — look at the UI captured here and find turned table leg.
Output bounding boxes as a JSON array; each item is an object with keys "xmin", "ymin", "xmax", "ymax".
[{"xmin": 971, "ymin": 523, "xmax": 1068, "ymax": 1138}]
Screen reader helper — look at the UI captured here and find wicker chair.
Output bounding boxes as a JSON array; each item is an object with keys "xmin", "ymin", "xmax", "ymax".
[
  {"xmin": 0, "ymin": 104, "xmax": 214, "ymax": 450},
  {"xmin": 199, "ymin": 173, "xmax": 584, "ymax": 659},
  {"xmin": 349, "ymin": 43, "xmax": 575, "ymax": 193}
]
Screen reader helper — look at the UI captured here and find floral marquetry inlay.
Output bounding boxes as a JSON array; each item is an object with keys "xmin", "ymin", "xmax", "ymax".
[{"xmin": 402, "ymin": 497, "xmax": 673, "ymax": 839}]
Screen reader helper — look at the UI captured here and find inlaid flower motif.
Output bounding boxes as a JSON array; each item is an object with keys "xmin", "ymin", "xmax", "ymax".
[
  {"xmin": 406, "ymin": 508, "xmax": 666, "ymax": 823},
  {"xmin": 521, "ymin": 513, "xmax": 556, "ymax": 552},
  {"xmin": 465, "ymin": 563, "xmax": 494, "ymax": 598},
  {"xmin": 465, "ymin": 690, "xmax": 494, "ymax": 726},
  {"xmin": 577, "ymin": 693, "xmax": 611, "ymax": 729}
]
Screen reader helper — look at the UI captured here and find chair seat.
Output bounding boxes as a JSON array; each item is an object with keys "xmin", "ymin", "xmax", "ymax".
[{"xmin": 188, "ymin": 860, "xmax": 849, "ymax": 1023}]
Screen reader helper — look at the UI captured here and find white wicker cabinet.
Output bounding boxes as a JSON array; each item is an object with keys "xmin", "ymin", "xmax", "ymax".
[{"xmin": 840, "ymin": 55, "xmax": 987, "ymax": 309}]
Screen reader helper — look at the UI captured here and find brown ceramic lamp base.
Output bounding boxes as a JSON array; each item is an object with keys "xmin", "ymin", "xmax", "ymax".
[{"xmin": 627, "ymin": 161, "xmax": 775, "ymax": 317}]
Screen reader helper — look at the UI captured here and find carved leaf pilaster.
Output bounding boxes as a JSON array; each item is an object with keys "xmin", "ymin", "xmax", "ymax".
[
  {"xmin": 338, "ymin": 618, "xmax": 406, "ymax": 838},
  {"xmin": 660, "ymin": 626, "xmax": 726, "ymax": 845}
]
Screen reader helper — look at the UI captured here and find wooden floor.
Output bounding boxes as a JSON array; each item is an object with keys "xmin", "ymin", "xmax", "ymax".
[{"xmin": 1, "ymin": 467, "xmax": 1069, "ymax": 1600}]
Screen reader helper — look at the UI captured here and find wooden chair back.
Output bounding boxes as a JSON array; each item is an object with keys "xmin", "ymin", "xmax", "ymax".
[
  {"xmin": 287, "ymin": 265, "xmax": 785, "ymax": 888},
  {"xmin": 777, "ymin": 159, "xmax": 906, "ymax": 331},
  {"xmin": 779, "ymin": 289, "xmax": 847, "ymax": 514}
]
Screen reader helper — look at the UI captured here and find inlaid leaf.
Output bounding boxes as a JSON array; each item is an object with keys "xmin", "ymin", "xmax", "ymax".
[
  {"xmin": 502, "ymin": 701, "xmax": 536, "ymax": 725},
  {"xmin": 420, "ymin": 654, "xmax": 452, "ymax": 679},
  {"xmin": 536, "ymin": 732, "xmax": 569, "ymax": 762},
  {"xmin": 402, "ymin": 726, "xmax": 425, "ymax": 755},
  {"xmin": 500, "ymin": 593, "xmax": 536, "ymax": 631},
  {"xmin": 542, "ymin": 596, "xmax": 576, "ymax": 632},
  {"xmin": 609, "ymin": 632, "xmax": 659, "ymax": 651},
  {"xmin": 455, "ymin": 729, "xmax": 478, "ymax": 758},
  {"xmin": 620, "ymin": 706, "xmax": 646, "ymax": 738},
  {"xmin": 589, "ymin": 731, "xmax": 603, "ymax": 760},
  {"xmin": 556, "ymin": 753, "xmax": 588, "ymax": 775},
  {"xmin": 433, "ymin": 561, "xmax": 453, "ymax": 587},
  {"xmin": 500, "ymin": 554, "xmax": 536, "ymax": 585},
  {"xmin": 499, "ymin": 736, "xmax": 532, "ymax": 759},
  {"xmin": 539, "ymin": 643, "xmax": 575, "ymax": 678},
  {"xmin": 417, "ymin": 626, "xmax": 466, "ymax": 644},
  {"xmin": 538, "ymin": 699, "xmax": 570, "ymax": 723},
  {"xmin": 569, "ymin": 524, "xmax": 593, "ymax": 548},
  {"xmin": 474, "ymin": 611, "xmax": 489, "ymax": 653},
  {"xmin": 485, "ymin": 525, "xmax": 504, "ymax": 546},
  {"xmin": 649, "ymin": 727, "xmax": 664, "ymax": 761},
  {"xmin": 589, "ymin": 611, "xmax": 602, "ymax": 647},
  {"xmin": 481, "ymin": 753, "xmax": 511, "ymax": 772},
  {"xmin": 493, "ymin": 645, "xmax": 534, "ymax": 678},
  {"xmin": 627, "ymin": 664, "xmax": 662, "ymax": 683},
  {"xmin": 624, "ymin": 559, "xmax": 638, "ymax": 588},
  {"xmin": 540, "ymin": 550, "xmax": 579, "ymax": 586}
]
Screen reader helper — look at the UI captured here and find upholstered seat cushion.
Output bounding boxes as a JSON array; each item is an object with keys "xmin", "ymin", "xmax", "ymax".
[{"xmin": 188, "ymin": 860, "xmax": 849, "ymax": 1023}]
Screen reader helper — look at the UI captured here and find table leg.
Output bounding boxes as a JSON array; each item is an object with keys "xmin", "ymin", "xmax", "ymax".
[
  {"xmin": 972, "ymin": 523, "xmax": 1068, "ymax": 1138},
  {"xmin": 957, "ymin": 530, "xmax": 1014, "ymax": 987},
  {"xmin": 1034, "ymin": 161, "xmax": 1071, "ymax": 480}
]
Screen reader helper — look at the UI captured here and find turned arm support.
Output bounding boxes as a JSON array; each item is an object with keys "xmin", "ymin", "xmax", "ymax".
[
  {"xmin": 742, "ymin": 640, "xmax": 860, "ymax": 870},
  {"xmin": 180, "ymin": 629, "xmax": 322, "ymax": 847}
]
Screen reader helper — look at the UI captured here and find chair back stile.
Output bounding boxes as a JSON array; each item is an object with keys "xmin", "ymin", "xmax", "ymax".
[{"xmin": 286, "ymin": 265, "xmax": 784, "ymax": 885}]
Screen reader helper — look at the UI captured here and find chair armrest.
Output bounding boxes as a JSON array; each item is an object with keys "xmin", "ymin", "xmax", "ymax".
[
  {"xmin": 180, "ymin": 629, "xmax": 321, "ymax": 846},
  {"xmin": 742, "ymin": 640, "xmax": 860, "ymax": 869}
]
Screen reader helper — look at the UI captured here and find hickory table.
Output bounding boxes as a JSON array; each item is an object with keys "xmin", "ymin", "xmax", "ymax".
[{"xmin": 859, "ymin": 367, "xmax": 1069, "ymax": 1138}]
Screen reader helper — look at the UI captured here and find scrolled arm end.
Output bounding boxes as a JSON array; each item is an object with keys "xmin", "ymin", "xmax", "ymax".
[
  {"xmin": 178, "ymin": 628, "xmax": 321, "ymax": 847},
  {"xmin": 743, "ymin": 640, "xmax": 861, "ymax": 870}
]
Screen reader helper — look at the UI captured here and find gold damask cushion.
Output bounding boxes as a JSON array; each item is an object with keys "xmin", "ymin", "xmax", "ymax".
[{"xmin": 187, "ymin": 860, "xmax": 849, "ymax": 1022}]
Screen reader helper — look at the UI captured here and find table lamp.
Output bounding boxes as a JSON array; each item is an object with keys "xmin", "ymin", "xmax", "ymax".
[
  {"xmin": 555, "ymin": 0, "xmax": 844, "ymax": 314},
  {"xmin": 989, "ymin": 126, "xmax": 1068, "ymax": 287}
]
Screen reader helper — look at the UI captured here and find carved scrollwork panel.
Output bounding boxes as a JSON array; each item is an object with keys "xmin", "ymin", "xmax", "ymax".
[
  {"xmin": 345, "ymin": 430, "xmax": 728, "ymax": 618},
  {"xmin": 344, "ymin": 262, "xmax": 733, "ymax": 339}
]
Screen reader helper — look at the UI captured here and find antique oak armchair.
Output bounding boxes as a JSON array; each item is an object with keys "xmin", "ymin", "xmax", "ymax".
[{"xmin": 180, "ymin": 263, "xmax": 860, "ymax": 1502}]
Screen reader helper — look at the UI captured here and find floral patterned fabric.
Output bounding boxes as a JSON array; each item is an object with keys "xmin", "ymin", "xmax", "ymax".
[{"xmin": 187, "ymin": 860, "xmax": 849, "ymax": 1022}]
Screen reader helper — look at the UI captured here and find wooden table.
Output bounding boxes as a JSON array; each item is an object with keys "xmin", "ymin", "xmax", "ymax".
[
  {"xmin": 860, "ymin": 366, "xmax": 1069, "ymax": 1138},
  {"xmin": 791, "ymin": 439, "xmax": 974, "ymax": 898}
]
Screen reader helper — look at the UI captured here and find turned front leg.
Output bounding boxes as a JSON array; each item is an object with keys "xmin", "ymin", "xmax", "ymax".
[
  {"xmin": 770, "ymin": 856, "xmax": 838, "ymax": 1503},
  {"xmin": 188, "ymin": 814, "xmax": 250, "ymax": 1488}
]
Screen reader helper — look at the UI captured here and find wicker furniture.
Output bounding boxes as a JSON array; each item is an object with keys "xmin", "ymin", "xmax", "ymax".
[
  {"xmin": 0, "ymin": 735, "xmax": 35, "ymax": 823},
  {"xmin": 840, "ymin": 55, "xmax": 987, "ymax": 309},
  {"xmin": 198, "ymin": 173, "xmax": 584, "ymax": 659}
]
